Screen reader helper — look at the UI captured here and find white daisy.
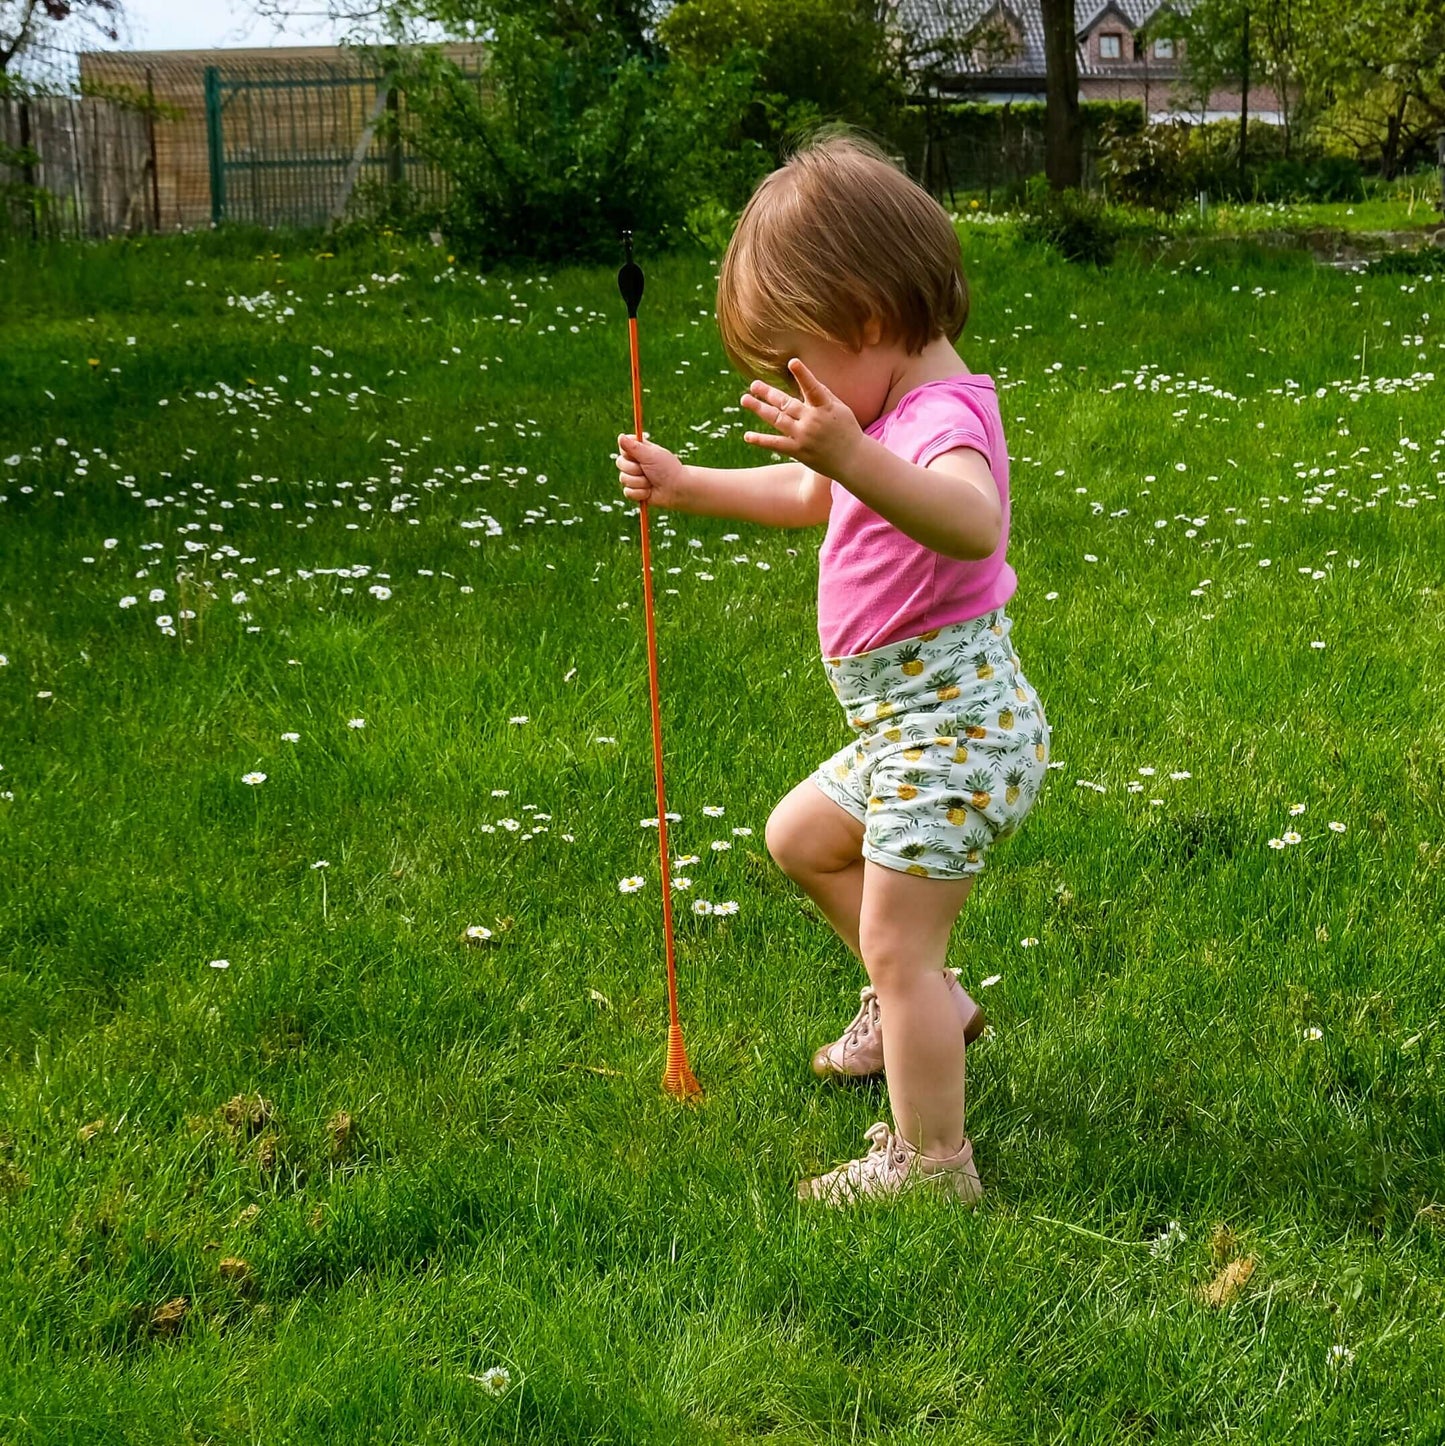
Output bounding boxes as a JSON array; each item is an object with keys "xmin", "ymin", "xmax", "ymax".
[
  {"xmin": 242, "ymin": 771, "xmax": 266, "ymax": 786},
  {"xmin": 1328, "ymin": 821, "xmax": 1347, "ymax": 833},
  {"xmin": 618, "ymin": 876, "xmax": 645, "ymax": 893}
]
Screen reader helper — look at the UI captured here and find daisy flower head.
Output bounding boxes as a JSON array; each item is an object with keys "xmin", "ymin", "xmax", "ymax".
[
  {"xmin": 1282, "ymin": 830, "xmax": 1302, "ymax": 845},
  {"xmin": 618, "ymin": 875, "xmax": 645, "ymax": 894},
  {"xmin": 702, "ymin": 805, "xmax": 725, "ymax": 817},
  {"xmin": 692, "ymin": 899, "xmax": 714, "ymax": 915},
  {"xmin": 242, "ymin": 771, "xmax": 267, "ymax": 786},
  {"xmin": 713, "ymin": 900, "xmax": 739, "ymax": 915},
  {"xmin": 710, "ymin": 839, "xmax": 731, "ymax": 852},
  {"xmin": 348, "ymin": 717, "xmax": 366, "ymax": 729},
  {"xmin": 464, "ymin": 924, "xmax": 494, "ymax": 942},
  {"xmin": 1328, "ymin": 821, "xmax": 1347, "ymax": 834}
]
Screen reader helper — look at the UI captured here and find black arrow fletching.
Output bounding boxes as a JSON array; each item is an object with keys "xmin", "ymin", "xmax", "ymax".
[{"xmin": 618, "ymin": 230, "xmax": 645, "ymax": 318}]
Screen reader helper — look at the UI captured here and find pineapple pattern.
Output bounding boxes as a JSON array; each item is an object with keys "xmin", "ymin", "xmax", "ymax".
[{"xmin": 810, "ymin": 607, "xmax": 1050, "ymax": 879}]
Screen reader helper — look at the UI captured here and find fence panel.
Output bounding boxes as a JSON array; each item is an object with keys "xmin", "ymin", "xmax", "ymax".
[{"xmin": 1, "ymin": 93, "xmax": 151, "ymax": 237}]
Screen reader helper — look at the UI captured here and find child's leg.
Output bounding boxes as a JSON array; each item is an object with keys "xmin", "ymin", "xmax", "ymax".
[
  {"xmin": 765, "ymin": 779, "xmax": 866, "ymax": 956},
  {"xmin": 858, "ymin": 862, "xmax": 975, "ymax": 1158}
]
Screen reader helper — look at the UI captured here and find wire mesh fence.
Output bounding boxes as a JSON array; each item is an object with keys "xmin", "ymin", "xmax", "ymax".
[{"xmin": 1, "ymin": 40, "xmax": 485, "ymax": 239}]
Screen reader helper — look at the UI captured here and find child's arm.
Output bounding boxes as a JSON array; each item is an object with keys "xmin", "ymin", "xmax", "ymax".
[
  {"xmin": 617, "ymin": 433, "xmax": 831, "ymax": 529},
  {"xmin": 678, "ymin": 459, "xmax": 832, "ymax": 528}
]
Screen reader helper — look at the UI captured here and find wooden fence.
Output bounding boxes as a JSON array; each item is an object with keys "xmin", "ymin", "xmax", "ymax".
[{"xmin": 1, "ymin": 92, "xmax": 157, "ymax": 238}]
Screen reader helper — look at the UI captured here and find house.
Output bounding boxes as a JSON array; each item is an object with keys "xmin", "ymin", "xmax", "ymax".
[{"xmin": 903, "ymin": 0, "xmax": 1283, "ymax": 123}]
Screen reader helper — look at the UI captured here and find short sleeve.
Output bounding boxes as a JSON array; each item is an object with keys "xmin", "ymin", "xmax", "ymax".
[
  {"xmin": 910, "ymin": 387, "xmax": 993, "ymax": 469},
  {"xmin": 918, "ymin": 425, "xmax": 991, "ymax": 469}
]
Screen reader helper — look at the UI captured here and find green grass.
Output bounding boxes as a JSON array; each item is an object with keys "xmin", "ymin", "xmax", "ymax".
[{"xmin": 1, "ymin": 223, "xmax": 1443, "ymax": 1443}]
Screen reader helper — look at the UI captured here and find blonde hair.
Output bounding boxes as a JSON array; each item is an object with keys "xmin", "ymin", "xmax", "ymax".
[{"xmin": 716, "ymin": 129, "xmax": 969, "ymax": 382}]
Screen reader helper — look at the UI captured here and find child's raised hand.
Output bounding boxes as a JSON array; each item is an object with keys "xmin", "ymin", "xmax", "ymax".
[
  {"xmin": 616, "ymin": 432, "xmax": 687, "ymax": 509},
  {"xmin": 741, "ymin": 358, "xmax": 865, "ymax": 479}
]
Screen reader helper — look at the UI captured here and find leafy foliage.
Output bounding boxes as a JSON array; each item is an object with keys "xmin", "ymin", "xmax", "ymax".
[
  {"xmin": 386, "ymin": 27, "xmax": 768, "ymax": 264},
  {"xmin": 1017, "ymin": 178, "xmax": 1126, "ymax": 264}
]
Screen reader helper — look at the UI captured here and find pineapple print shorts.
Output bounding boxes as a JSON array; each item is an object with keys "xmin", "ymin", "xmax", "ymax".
[{"xmin": 809, "ymin": 607, "xmax": 1051, "ymax": 880}]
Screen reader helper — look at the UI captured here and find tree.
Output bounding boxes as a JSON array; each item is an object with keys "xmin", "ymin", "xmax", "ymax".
[
  {"xmin": 1170, "ymin": 0, "xmax": 1310, "ymax": 156},
  {"xmin": 1040, "ymin": 0, "xmax": 1082, "ymax": 188},
  {"xmin": 1, "ymin": 0, "xmax": 122, "ymax": 74},
  {"xmin": 1306, "ymin": 0, "xmax": 1445, "ymax": 177}
]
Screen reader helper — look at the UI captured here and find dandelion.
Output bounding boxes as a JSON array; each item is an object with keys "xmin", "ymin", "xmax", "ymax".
[
  {"xmin": 702, "ymin": 805, "xmax": 725, "ymax": 817},
  {"xmin": 713, "ymin": 900, "xmax": 739, "ymax": 915},
  {"xmin": 242, "ymin": 771, "xmax": 267, "ymax": 786},
  {"xmin": 1328, "ymin": 821, "xmax": 1347, "ymax": 834},
  {"xmin": 1282, "ymin": 830, "xmax": 1302, "ymax": 845},
  {"xmin": 692, "ymin": 899, "xmax": 714, "ymax": 915},
  {"xmin": 208, "ymin": 959, "xmax": 230, "ymax": 970},
  {"xmin": 1289, "ymin": 803, "xmax": 1307, "ymax": 816},
  {"xmin": 710, "ymin": 839, "xmax": 731, "ymax": 852},
  {"xmin": 348, "ymin": 717, "xmax": 366, "ymax": 729},
  {"xmin": 618, "ymin": 876, "xmax": 645, "ymax": 893}
]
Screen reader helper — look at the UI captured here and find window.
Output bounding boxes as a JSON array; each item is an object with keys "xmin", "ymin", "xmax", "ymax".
[
  {"xmin": 1099, "ymin": 32, "xmax": 1122, "ymax": 58},
  {"xmin": 1154, "ymin": 36, "xmax": 1175, "ymax": 58}
]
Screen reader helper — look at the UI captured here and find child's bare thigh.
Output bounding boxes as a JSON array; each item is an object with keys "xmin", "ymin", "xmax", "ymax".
[{"xmin": 766, "ymin": 778, "xmax": 865, "ymax": 875}]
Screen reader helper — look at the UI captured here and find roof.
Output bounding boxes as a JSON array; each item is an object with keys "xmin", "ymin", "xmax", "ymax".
[{"xmin": 899, "ymin": 0, "xmax": 1185, "ymax": 80}]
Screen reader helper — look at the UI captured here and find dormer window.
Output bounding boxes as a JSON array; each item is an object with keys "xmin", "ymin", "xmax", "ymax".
[
  {"xmin": 1153, "ymin": 36, "xmax": 1175, "ymax": 57},
  {"xmin": 1098, "ymin": 32, "xmax": 1122, "ymax": 58}
]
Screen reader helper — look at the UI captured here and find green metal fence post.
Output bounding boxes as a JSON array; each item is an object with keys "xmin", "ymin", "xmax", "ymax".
[{"xmin": 205, "ymin": 66, "xmax": 225, "ymax": 226}]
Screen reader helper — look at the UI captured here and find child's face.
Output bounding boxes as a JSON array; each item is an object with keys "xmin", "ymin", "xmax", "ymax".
[{"xmin": 769, "ymin": 322, "xmax": 895, "ymax": 428}]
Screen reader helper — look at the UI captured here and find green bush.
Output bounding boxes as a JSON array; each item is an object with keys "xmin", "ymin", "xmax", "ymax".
[
  {"xmin": 387, "ymin": 30, "xmax": 769, "ymax": 264},
  {"xmin": 1099, "ymin": 119, "xmax": 1195, "ymax": 210},
  {"xmin": 1100, "ymin": 117, "xmax": 1370, "ymax": 209},
  {"xmin": 1017, "ymin": 180, "xmax": 1126, "ymax": 265}
]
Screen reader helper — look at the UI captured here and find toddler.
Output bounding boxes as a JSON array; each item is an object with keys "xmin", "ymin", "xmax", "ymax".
[{"xmin": 615, "ymin": 131, "xmax": 1050, "ymax": 1206}]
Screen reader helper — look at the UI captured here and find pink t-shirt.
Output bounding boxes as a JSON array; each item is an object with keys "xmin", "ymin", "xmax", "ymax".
[{"xmin": 816, "ymin": 373, "xmax": 1016, "ymax": 659}]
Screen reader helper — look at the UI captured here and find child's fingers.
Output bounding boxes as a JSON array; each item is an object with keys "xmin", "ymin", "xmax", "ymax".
[
  {"xmin": 744, "ymin": 429, "xmax": 797, "ymax": 455},
  {"xmin": 741, "ymin": 392, "xmax": 795, "ymax": 430},
  {"xmin": 787, "ymin": 357, "xmax": 829, "ymax": 404},
  {"xmin": 616, "ymin": 452, "xmax": 644, "ymax": 476},
  {"xmin": 746, "ymin": 379, "xmax": 797, "ymax": 415},
  {"xmin": 621, "ymin": 484, "xmax": 650, "ymax": 501}
]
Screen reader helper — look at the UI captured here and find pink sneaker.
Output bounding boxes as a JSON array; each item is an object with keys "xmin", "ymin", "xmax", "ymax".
[
  {"xmin": 797, "ymin": 1122, "xmax": 984, "ymax": 1206},
  {"xmin": 810, "ymin": 969, "xmax": 986, "ymax": 1080}
]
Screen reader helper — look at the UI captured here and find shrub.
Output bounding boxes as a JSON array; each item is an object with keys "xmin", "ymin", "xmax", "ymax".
[
  {"xmin": 1099, "ymin": 119, "xmax": 1195, "ymax": 210},
  {"xmin": 389, "ymin": 30, "xmax": 768, "ymax": 264},
  {"xmin": 1017, "ymin": 180, "xmax": 1125, "ymax": 265}
]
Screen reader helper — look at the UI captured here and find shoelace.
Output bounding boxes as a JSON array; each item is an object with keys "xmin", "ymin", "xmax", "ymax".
[
  {"xmin": 827, "ymin": 1122, "xmax": 908, "ymax": 1192},
  {"xmin": 840, "ymin": 986, "xmax": 880, "ymax": 1054}
]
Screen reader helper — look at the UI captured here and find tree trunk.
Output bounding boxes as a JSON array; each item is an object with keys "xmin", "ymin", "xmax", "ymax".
[
  {"xmin": 1238, "ymin": 6, "xmax": 1250, "ymax": 182},
  {"xmin": 1040, "ymin": 0, "xmax": 1083, "ymax": 189}
]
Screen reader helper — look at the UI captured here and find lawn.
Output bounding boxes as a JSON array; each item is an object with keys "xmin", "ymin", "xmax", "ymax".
[{"xmin": 1, "ymin": 222, "xmax": 1443, "ymax": 1444}]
